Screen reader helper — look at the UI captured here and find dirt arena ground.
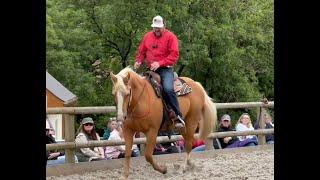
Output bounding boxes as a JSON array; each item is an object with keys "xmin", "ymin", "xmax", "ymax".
[{"xmin": 47, "ymin": 145, "xmax": 273, "ymax": 180}]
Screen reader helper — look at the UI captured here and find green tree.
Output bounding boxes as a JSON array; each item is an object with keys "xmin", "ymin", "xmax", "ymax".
[{"xmin": 47, "ymin": 0, "xmax": 274, "ymax": 133}]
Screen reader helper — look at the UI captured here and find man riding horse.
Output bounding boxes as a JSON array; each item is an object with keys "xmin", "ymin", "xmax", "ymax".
[
  {"xmin": 134, "ymin": 15, "xmax": 185, "ymax": 128},
  {"xmin": 110, "ymin": 15, "xmax": 217, "ymax": 179}
]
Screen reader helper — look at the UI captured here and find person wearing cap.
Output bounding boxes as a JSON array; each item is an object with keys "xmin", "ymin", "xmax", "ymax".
[
  {"xmin": 75, "ymin": 117, "xmax": 105, "ymax": 162},
  {"xmin": 134, "ymin": 15, "xmax": 185, "ymax": 128},
  {"xmin": 192, "ymin": 114, "xmax": 256, "ymax": 151},
  {"xmin": 46, "ymin": 117, "xmax": 78, "ymax": 165},
  {"xmin": 217, "ymin": 114, "xmax": 257, "ymax": 148},
  {"xmin": 217, "ymin": 114, "xmax": 242, "ymax": 148}
]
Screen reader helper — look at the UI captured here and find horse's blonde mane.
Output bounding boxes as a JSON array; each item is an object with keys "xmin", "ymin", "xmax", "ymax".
[
  {"xmin": 113, "ymin": 67, "xmax": 140, "ymax": 94},
  {"xmin": 117, "ymin": 67, "xmax": 132, "ymax": 77}
]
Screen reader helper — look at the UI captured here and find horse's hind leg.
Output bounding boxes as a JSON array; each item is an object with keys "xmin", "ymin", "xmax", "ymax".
[
  {"xmin": 123, "ymin": 127, "xmax": 134, "ymax": 179},
  {"xmin": 183, "ymin": 135, "xmax": 195, "ymax": 171},
  {"xmin": 182, "ymin": 119, "xmax": 198, "ymax": 171},
  {"xmin": 145, "ymin": 129, "xmax": 167, "ymax": 174}
]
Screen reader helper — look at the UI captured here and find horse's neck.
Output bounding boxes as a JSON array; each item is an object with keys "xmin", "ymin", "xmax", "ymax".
[
  {"xmin": 130, "ymin": 75, "xmax": 148, "ymax": 102},
  {"xmin": 129, "ymin": 74, "xmax": 151, "ymax": 114}
]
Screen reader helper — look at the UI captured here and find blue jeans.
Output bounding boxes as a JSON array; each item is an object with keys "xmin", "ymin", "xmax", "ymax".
[
  {"xmin": 267, "ymin": 140, "xmax": 274, "ymax": 144},
  {"xmin": 226, "ymin": 138, "xmax": 258, "ymax": 148},
  {"xmin": 132, "ymin": 148, "xmax": 140, "ymax": 157},
  {"xmin": 246, "ymin": 142, "xmax": 256, "ymax": 146},
  {"xmin": 47, "ymin": 155, "xmax": 78, "ymax": 166},
  {"xmin": 156, "ymin": 67, "xmax": 182, "ymax": 117}
]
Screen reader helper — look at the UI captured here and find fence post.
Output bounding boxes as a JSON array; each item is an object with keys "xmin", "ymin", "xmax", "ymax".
[
  {"xmin": 257, "ymin": 107, "xmax": 266, "ymax": 145},
  {"xmin": 139, "ymin": 132, "xmax": 146, "ymax": 156},
  {"xmin": 205, "ymin": 129, "xmax": 214, "ymax": 150},
  {"xmin": 205, "ymin": 137, "xmax": 213, "ymax": 150},
  {"xmin": 64, "ymin": 114, "xmax": 75, "ymax": 163}
]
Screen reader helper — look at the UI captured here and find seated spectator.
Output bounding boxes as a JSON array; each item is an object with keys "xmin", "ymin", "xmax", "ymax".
[
  {"xmin": 177, "ymin": 139, "xmax": 185, "ymax": 152},
  {"xmin": 218, "ymin": 114, "xmax": 257, "ymax": 148},
  {"xmin": 180, "ymin": 125, "xmax": 205, "ymax": 152},
  {"xmin": 102, "ymin": 118, "xmax": 112, "ymax": 140},
  {"xmin": 133, "ymin": 132, "xmax": 142, "ymax": 155},
  {"xmin": 153, "ymin": 132, "xmax": 181, "ymax": 155},
  {"xmin": 254, "ymin": 112, "xmax": 274, "ymax": 144},
  {"xmin": 153, "ymin": 142, "xmax": 180, "ymax": 155},
  {"xmin": 190, "ymin": 139, "xmax": 206, "ymax": 152},
  {"xmin": 46, "ymin": 117, "xmax": 78, "ymax": 165},
  {"xmin": 132, "ymin": 133, "xmax": 141, "ymax": 157},
  {"xmin": 236, "ymin": 113, "xmax": 258, "ymax": 144},
  {"xmin": 75, "ymin": 117, "xmax": 105, "ymax": 162},
  {"xmin": 105, "ymin": 121, "xmax": 139, "ymax": 159},
  {"xmin": 192, "ymin": 114, "xmax": 257, "ymax": 151},
  {"xmin": 193, "ymin": 139, "xmax": 205, "ymax": 149}
]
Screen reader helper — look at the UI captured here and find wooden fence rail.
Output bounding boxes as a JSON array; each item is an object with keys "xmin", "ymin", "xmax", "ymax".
[
  {"xmin": 47, "ymin": 129, "xmax": 273, "ymax": 151},
  {"xmin": 46, "ymin": 101, "xmax": 274, "ymax": 114},
  {"xmin": 46, "ymin": 101, "xmax": 274, "ymax": 163}
]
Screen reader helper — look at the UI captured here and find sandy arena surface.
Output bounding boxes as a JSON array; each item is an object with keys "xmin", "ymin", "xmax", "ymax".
[{"xmin": 47, "ymin": 147, "xmax": 273, "ymax": 180}]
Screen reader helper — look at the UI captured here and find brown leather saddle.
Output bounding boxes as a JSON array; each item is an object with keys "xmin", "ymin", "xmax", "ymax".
[
  {"xmin": 143, "ymin": 71, "xmax": 192, "ymax": 136},
  {"xmin": 144, "ymin": 71, "xmax": 192, "ymax": 98}
]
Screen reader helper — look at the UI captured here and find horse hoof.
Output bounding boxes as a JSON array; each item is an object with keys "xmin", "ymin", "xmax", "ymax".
[
  {"xmin": 160, "ymin": 165, "xmax": 167, "ymax": 174},
  {"xmin": 189, "ymin": 163, "xmax": 195, "ymax": 169},
  {"xmin": 187, "ymin": 159, "xmax": 194, "ymax": 167},
  {"xmin": 173, "ymin": 163, "xmax": 180, "ymax": 170},
  {"xmin": 119, "ymin": 175, "xmax": 128, "ymax": 180}
]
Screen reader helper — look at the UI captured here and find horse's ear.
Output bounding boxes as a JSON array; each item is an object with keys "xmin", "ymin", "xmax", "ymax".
[
  {"xmin": 110, "ymin": 72, "xmax": 117, "ymax": 84},
  {"xmin": 123, "ymin": 72, "xmax": 130, "ymax": 85}
]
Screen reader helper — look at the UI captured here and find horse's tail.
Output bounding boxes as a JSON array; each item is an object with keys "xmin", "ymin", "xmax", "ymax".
[{"xmin": 196, "ymin": 82, "xmax": 217, "ymax": 141}]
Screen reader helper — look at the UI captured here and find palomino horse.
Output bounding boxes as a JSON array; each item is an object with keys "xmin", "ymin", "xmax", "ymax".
[{"xmin": 110, "ymin": 67, "xmax": 217, "ymax": 178}]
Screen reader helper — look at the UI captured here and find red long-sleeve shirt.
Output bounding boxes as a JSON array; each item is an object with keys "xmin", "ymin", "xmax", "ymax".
[{"xmin": 135, "ymin": 29, "xmax": 179, "ymax": 67}]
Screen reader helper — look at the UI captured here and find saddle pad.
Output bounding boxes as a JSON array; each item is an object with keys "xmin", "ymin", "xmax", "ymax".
[{"xmin": 174, "ymin": 78, "xmax": 192, "ymax": 96}]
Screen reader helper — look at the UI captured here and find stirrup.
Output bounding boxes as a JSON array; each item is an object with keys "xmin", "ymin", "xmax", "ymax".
[{"xmin": 175, "ymin": 115, "xmax": 185, "ymax": 128}]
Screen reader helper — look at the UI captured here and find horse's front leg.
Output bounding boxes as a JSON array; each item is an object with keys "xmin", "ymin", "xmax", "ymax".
[
  {"xmin": 145, "ymin": 129, "xmax": 167, "ymax": 174},
  {"xmin": 123, "ymin": 127, "xmax": 134, "ymax": 179}
]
